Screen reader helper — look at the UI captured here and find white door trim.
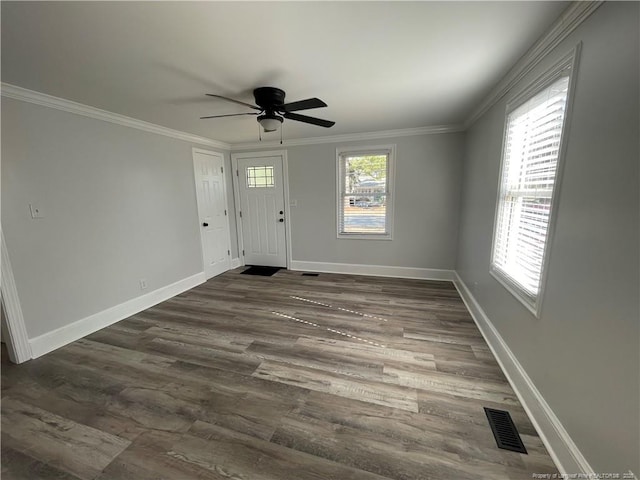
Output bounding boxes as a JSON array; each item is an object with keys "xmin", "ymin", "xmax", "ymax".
[
  {"xmin": 0, "ymin": 228, "xmax": 32, "ymax": 363},
  {"xmin": 231, "ymin": 150, "xmax": 291, "ymax": 269},
  {"xmin": 192, "ymin": 147, "xmax": 233, "ymax": 278}
]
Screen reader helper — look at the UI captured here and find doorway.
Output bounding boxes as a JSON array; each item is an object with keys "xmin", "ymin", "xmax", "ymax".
[
  {"xmin": 232, "ymin": 151, "xmax": 290, "ymax": 268},
  {"xmin": 193, "ymin": 148, "xmax": 233, "ymax": 279}
]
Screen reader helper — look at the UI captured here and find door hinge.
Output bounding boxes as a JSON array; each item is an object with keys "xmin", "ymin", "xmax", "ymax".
[
  {"xmin": 221, "ymin": 166, "xmax": 224, "ymax": 174},
  {"xmin": 242, "ymin": 249, "xmax": 245, "ymax": 256},
  {"xmin": 236, "ymin": 169, "xmax": 239, "ymax": 176},
  {"xmin": 224, "ymin": 209, "xmax": 227, "ymax": 216},
  {"xmin": 239, "ymin": 211, "xmax": 242, "ymax": 218},
  {"xmin": 227, "ymin": 250, "xmax": 230, "ymax": 256}
]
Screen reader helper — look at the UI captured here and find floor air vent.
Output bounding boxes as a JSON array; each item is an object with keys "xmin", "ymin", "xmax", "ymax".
[
  {"xmin": 302, "ymin": 273, "xmax": 319, "ymax": 276},
  {"xmin": 484, "ymin": 407, "xmax": 528, "ymax": 454}
]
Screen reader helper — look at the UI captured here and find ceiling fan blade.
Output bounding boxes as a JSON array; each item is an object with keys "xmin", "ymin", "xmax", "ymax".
[
  {"xmin": 200, "ymin": 112, "xmax": 259, "ymax": 119},
  {"xmin": 280, "ymin": 97, "xmax": 327, "ymax": 112},
  {"xmin": 283, "ymin": 111, "xmax": 335, "ymax": 128},
  {"xmin": 205, "ymin": 94, "xmax": 260, "ymax": 110}
]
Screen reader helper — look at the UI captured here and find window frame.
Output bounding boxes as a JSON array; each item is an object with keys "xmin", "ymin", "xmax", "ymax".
[
  {"xmin": 336, "ymin": 144, "xmax": 396, "ymax": 240},
  {"xmin": 489, "ymin": 45, "xmax": 580, "ymax": 317}
]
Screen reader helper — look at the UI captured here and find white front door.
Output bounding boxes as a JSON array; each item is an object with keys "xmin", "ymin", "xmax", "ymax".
[
  {"xmin": 193, "ymin": 149, "xmax": 231, "ymax": 278},
  {"xmin": 236, "ymin": 154, "xmax": 287, "ymax": 267}
]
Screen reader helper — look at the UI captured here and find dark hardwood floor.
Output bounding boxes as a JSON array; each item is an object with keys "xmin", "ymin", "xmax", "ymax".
[{"xmin": 1, "ymin": 268, "xmax": 558, "ymax": 479}]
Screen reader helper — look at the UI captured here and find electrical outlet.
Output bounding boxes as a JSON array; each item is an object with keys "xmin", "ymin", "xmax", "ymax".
[
  {"xmin": 29, "ymin": 204, "xmax": 44, "ymax": 219},
  {"xmin": 139, "ymin": 279, "xmax": 148, "ymax": 290}
]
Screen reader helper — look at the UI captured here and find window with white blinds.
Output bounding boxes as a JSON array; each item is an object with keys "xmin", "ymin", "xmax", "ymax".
[
  {"xmin": 337, "ymin": 145, "xmax": 395, "ymax": 239},
  {"xmin": 490, "ymin": 68, "xmax": 572, "ymax": 315}
]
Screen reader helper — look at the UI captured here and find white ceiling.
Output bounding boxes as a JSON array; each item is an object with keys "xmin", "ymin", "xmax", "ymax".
[{"xmin": 2, "ymin": 1, "xmax": 568, "ymax": 145}]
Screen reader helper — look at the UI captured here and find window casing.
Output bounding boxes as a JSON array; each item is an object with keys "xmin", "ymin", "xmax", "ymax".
[
  {"xmin": 490, "ymin": 51, "xmax": 577, "ymax": 316},
  {"xmin": 337, "ymin": 145, "xmax": 395, "ymax": 239}
]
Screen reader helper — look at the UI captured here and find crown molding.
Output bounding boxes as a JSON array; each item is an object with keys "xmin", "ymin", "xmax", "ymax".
[
  {"xmin": 464, "ymin": 1, "xmax": 602, "ymax": 128},
  {"xmin": 1, "ymin": 83, "xmax": 231, "ymax": 150},
  {"xmin": 230, "ymin": 124, "xmax": 465, "ymax": 151}
]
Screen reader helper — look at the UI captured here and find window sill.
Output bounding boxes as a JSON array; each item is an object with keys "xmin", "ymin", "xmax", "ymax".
[
  {"xmin": 489, "ymin": 267, "xmax": 540, "ymax": 318},
  {"xmin": 337, "ymin": 233, "xmax": 393, "ymax": 241}
]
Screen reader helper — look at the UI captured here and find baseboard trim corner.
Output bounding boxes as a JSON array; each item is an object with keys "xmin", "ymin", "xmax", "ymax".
[
  {"xmin": 452, "ymin": 272, "xmax": 594, "ymax": 476},
  {"xmin": 230, "ymin": 257, "xmax": 242, "ymax": 269},
  {"xmin": 29, "ymin": 272, "xmax": 206, "ymax": 358},
  {"xmin": 290, "ymin": 260, "xmax": 455, "ymax": 281}
]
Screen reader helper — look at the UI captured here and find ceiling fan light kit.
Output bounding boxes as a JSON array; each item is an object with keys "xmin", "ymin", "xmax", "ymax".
[
  {"xmin": 257, "ymin": 113, "xmax": 283, "ymax": 132},
  {"xmin": 201, "ymin": 86, "xmax": 335, "ymax": 140}
]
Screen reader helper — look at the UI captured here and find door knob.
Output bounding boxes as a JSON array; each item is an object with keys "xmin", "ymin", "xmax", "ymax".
[{"xmin": 202, "ymin": 222, "xmax": 209, "ymax": 227}]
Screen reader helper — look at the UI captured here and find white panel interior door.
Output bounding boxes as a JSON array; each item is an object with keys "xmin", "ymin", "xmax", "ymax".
[
  {"xmin": 237, "ymin": 155, "xmax": 287, "ymax": 267},
  {"xmin": 193, "ymin": 150, "xmax": 231, "ymax": 279}
]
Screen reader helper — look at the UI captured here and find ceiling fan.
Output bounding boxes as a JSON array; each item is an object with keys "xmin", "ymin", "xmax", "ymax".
[{"xmin": 200, "ymin": 87, "xmax": 335, "ymax": 133}]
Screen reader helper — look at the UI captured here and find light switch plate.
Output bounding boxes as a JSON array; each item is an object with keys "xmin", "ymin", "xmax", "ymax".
[{"xmin": 29, "ymin": 204, "xmax": 44, "ymax": 219}]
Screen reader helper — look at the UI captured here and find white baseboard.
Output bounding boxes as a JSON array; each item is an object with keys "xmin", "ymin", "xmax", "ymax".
[
  {"xmin": 29, "ymin": 272, "xmax": 206, "ymax": 358},
  {"xmin": 230, "ymin": 257, "xmax": 242, "ymax": 269},
  {"xmin": 452, "ymin": 272, "xmax": 594, "ymax": 476},
  {"xmin": 290, "ymin": 260, "xmax": 455, "ymax": 281}
]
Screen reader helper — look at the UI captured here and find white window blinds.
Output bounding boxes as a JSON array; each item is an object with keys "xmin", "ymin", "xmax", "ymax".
[{"xmin": 491, "ymin": 73, "xmax": 571, "ymax": 306}]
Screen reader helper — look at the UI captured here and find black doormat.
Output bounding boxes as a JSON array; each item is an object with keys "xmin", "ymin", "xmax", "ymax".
[{"xmin": 241, "ymin": 266, "xmax": 282, "ymax": 276}]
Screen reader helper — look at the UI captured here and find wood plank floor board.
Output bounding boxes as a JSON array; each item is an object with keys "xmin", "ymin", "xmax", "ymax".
[
  {"xmin": 144, "ymin": 324, "xmax": 256, "ymax": 352},
  {"xmin": 380, "ymin": 336, "xmax": 480, "ymax": 361},
  {"xmin": 382, "ymin": 363, "xmax": 519, "ymax": 405},
  {"xmin": 287, "ymin": 390, "xmax": 538, "ymax": 472},
  {"xmin": 270, "ymin": 411, "xmax": 521, "ymax": 480},
  {"xmin": 431, "ymin": 355, "xmax": 508, "ymax": 382},
  {"xmin": 117, "ymin": 378, "xmax": 299, "ymax": 442},
  {"xmin": 84, "ymin": 322, "xmax": 156, "ymax": 350},
  {"xmin": 95, "ymin": 430, "xmax": 227, "ymax": 480},
  {"xmin": 1, "ymin": 268, "xmax": 558, "ymax": 479},
  {"xmin": 416, "ymin": 389, "xmax": 539, "ymax": 437},
  {"xmin": 403, "ymin": 328, "xmax": 489, "ymax": 348},
  {"xmin": 126, "ymin": 313, "xmax": 303, "ymax": 349},
  {"xmin": 105, "ymin": 386, "xmax": 200, "ymax": 433},
  {"xmin": 2, "ymin": 376, "xmax": 145, "ymax": 442},
  {"xmin": 1, "ymin": 398, "xmax": 130, "ymax": 480},
  {"xmin": 253, "ymin": 359, "xmax": 420, "ymax": 413},
  {"xmin": 1, "ymin": 446, "xmax": 84, "ymax": 480},
  {"xmin": 144, "ymin": 337, "xmax": 262, "ymax": 374},
  {"xmin": 165, "ymin": 359, "xmax": 314, "ymax": 402},
  {"xmin": 47, "ymin": 342, "xmax": 180, "ymax": 393},
  {"xmin": 246, "ymin": 340, "xmax": 386, "ymax": 381},
  {"xmin": 184, "ymin": 420, "xmax": 392, "ymax": 480},
  {"xmin": 294, "ymin": 336, "xmax": 437, "ymax": 371}
]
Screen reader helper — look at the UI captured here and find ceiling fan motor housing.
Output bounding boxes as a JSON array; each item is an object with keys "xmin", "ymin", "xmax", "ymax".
[{"xmin": 254, "ymin": 87, "xmax": 286, "ymax": 110}]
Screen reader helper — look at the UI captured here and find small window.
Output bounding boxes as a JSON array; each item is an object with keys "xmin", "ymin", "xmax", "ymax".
[
  {"xmin": 246, "ymin": 166, "xmax": 274, "ymax": 188},
  {"xmin": 490, "ymin": 56, "xmax": 575, "ymax": 316},
  {"xmin": 337, "ymin": 145, "xmax": 395, "ymax": 239}
]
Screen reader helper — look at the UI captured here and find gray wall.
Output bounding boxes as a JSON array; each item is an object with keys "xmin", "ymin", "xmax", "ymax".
[
  {"xmin": 456, "ymin": 2, "xmax": 639, "ymax": 474},
  {"xmin": 1, "ymin": 97, "xmax": 234, "ymax": 339},
  {"xmin": 241, "ymin": 133, "xmax": 464, "ymax": 269}
]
